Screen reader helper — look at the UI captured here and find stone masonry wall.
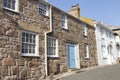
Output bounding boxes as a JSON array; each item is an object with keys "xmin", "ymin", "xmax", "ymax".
[
  {"xmin": 80, "ymin": 25, "xmax": 98, "ymax": 68},
  {"xmin": 0, "ymin": 0, "xmax": 50, "ymax": 80},
  {"xmin": 47, "ymin": 7, "xmax": 98, "ymax": 75}
]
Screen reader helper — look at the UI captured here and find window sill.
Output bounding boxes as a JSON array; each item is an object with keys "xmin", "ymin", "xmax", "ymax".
[
  {"xmin": 47, "ymin": 55, "xmax": 59, "ymax": 58},
  {"xmin": 39, "ymin": 13, "xmax": 49, "ymax": 18},
  {"xmin": 21, "ymin": 54, "xmax": 39, "ymax": 57},
  {"xmin": 84, "ymin": 58, "xmax": 90, "ymax": 60},
  {"xmin": 3, "ymin": 7, "xmax": 19, "ymax": 14},
  {"xmin": 62, "ymin": 27, "xmax": 68, "ymax": 30},
  {"xmin": 83, "ymin": 35, "xmax": 88, "ymax": 37}
]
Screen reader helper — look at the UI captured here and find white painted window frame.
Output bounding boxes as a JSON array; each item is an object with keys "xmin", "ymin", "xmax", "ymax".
[
  {"xmin": 47, "ymin": 36, "xmax": 58, "ymax": 57},
  {"xmin": 82, "ymin": 23, "xmax": 87, "ymax": 36},
  {"xmin": 38, "ymin": 2, "xmax": 48, "ymax": 16},
  {"xmin": 2, "ymin": 0, "xmax": 19, "ymax": 12},
  {"xmin": 61, "ymin": 13, "xmax": 68, "ymax": 29},
  {"xmin": 84, "ymin": 44, "xmax": 89, "ymax": 59},
  {"xmin": 20, "ymin": 31, "xmax": 39, "ymax": 57}
]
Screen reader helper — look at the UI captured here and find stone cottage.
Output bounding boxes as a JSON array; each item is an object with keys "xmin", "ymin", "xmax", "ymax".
[
  {"xmin": 0, "ymin": 0, "xmax": 50, "ymax": 80},
  {"xmin": 0, "ymin": 0, "xmax": 97, "ymax": 79},
  {"xmin": 47, "ymin": 4, "xmax": 98, "ymax": 75}
]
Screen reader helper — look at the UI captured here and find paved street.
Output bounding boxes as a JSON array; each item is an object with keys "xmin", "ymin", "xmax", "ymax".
[{"xmin": 61, "ymin": 64, "xmax": 120, "ymax": 80}]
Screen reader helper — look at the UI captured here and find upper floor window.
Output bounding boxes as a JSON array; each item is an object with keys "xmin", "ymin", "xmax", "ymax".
[
  {"xmin": 82, "ymin": 23, "xmax": 87, "ymax": 36},
  {"xmin": 2, "ymin": 0, "xmax": 19, "ymax": 12},
  {"xmin": 84, "ymin": 44, "xmax": 89, "ymax": 59},
  {"xmin": 39, "ymin": 2, "xmax": 48, "ymax": 16},
  {"xmin": 101, "ymin": 28, "xmax": 106, "ymax": 36},
  {"xmin": 101, "ymin": 45, "xmax": 105, "ymax": 53},
  {"xmin": 61, "ymin": 14, "xmax": 68, "ymax": 29},
  {"xmin": 21, "ymin": 31, "xmax": 39, "ymax": 57},
  {"xmin": 106, "ymin": 31, "xmax": 109, "ymax": 37},
  {"xmin": 47, "ymin": 36, "xmax": 58, "ymax": 57}
]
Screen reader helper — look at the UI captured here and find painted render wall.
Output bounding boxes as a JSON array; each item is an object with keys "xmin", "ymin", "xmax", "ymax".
[
  {"xmin": 95, "ymin": 23, "xmax": 119, "ymax": 65},
  {"xmin": 116, "ymin": 36, "xmax": 120, "ymax": 58}
]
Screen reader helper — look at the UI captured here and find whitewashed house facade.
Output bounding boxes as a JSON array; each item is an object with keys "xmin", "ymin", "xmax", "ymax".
[
  {"xmin": 95, "ymin": 22, "xmax": 120, "ymax": 65},
  {"xmin": 110, "ymin": 27, "xmax": 120, "ymax": 59}
]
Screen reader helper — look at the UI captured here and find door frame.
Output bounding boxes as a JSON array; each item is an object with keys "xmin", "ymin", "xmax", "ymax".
[{"xmin": 66, "ymin": 43, "xmax": 80, "ymax": 69}]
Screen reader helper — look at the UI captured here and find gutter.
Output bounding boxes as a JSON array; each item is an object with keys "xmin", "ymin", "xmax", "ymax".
[{"xmin": 45, "ymin": 5, "xmax": 53, "ymax": 76}]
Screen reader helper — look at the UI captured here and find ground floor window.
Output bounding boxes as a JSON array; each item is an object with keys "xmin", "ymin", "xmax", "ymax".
[
  {"xmin": 47, "ymin": 36, "xmax": 58, "ymax": 57},
  {"xmin": 21, "ymin": 31, "xmax": 39, "ymax": 56},
  {"xmin": 84, "ymin": 44, "xmax": 89, "ymax": 59}
]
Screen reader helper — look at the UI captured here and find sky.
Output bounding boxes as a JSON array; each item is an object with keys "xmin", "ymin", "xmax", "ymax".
[{"xmin": 47, "ymin": 0, "xmax": 120, "ymax": 26}]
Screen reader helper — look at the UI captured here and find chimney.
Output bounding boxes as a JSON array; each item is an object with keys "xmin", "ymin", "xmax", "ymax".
[{"xmin": 68, "ymin": 4, "xmax": 80, "ymax": 18}]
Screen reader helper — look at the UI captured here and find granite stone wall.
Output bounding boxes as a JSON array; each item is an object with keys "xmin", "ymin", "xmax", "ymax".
[
  {"xmin": 0, "ymin": 0, "xmax": 50, "ymax": 80},
  {"xmin": 47, "ymin": 7, "xmax": 98, "ymax": 75},
  {"xmin": 0, "ymin": 0, "xmax": 98, "ymax": 79}
]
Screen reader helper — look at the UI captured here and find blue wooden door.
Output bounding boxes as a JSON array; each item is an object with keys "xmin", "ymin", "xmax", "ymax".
[{"xmin": 67, "ymin": 43, "xmax": 76, "ymax": 68}]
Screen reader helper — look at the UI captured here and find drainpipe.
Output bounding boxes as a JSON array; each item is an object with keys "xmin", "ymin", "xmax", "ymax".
[
  {"xmin": 45, "ymin": 5, "xmax": 52, "ymax": 76},
  {"xmin": 94, "ymin": 21, "xmax": 100, "ymax": 65}
]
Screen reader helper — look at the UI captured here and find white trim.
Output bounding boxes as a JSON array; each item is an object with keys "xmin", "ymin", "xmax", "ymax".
[
  {"xmin": 75, "ymin": 44, "xmax": 80, "ymax": 69},
  {"xmin": 82, "ymin": 23, "xmax": 87, "ymax": 36},
  {"xmin": 20, "ymin": 30, "xmax": 39, "ymax": 57},
  {"xmin": 38, "ymin": 2, "xmax": 48, "ymax": 16},
  {"xmin": 47, "ymin": 36, "xmax": 59, "ymax": 57},
  {"xmin": 84, "ymin": 44, "xmax": 89, "ymax": 59},
  {"xmin": 61, "ymin": 13, "xmax": 68, "ymax": 29},
  {"xmin": 2, "ymin": 0, "xmax": 19, "ymax": 12},
  {"xmin": 45, "ymin": 4, "xmax": 48, "ymax": 16},
  {"xmin": 65, "ymin": 15, "xmax": 68, "ymax": 29}
]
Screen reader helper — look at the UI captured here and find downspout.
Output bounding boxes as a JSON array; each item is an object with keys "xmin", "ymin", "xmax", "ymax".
[
  {"xmin": 45, "ymin": 5, "xmax": 53, "ymax": 76},
  {"xmin": 94, "ymin": 21, "xmax": 100, "ymax": 65}
]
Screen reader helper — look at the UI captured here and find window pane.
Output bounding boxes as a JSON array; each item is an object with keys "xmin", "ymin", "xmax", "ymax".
[
  {"xmin": 61, "ymin": 14, "xmax": 66, "ymax": 28},
  {"xmin": 26, "ymin": 38, "xmax": 28, "ymax": 42},
  {"xmin": 8, "ymin": 3, "xmax": 11, "ymax": 8},
  {"xmin": 22, "ymin": 49, "xmax": 24, "ymax": 53},
  {"xmin": 84, "ymin": 45, "xmax": 89, "ymax": 58},
  {"xmin": 33, "ymin": 35, "xmax": 35, "ymax": 39},
  {"xmin": 4, "ymin": 0, "xmax": 7, "ymax": 2},
  {"xmin": 12, "ymin": 5, "xmax": 15, "ymax": 10},
  {"xmin": 29, "ymin": 34, "xmax": 32, "ymax": 42},
  {"xmin": 22, "ymin": 38, "xmax": 25, "ymax": 42},
  {"xmin": 33, "ymin": 46, "xmax": 35, "ymax": 53},
  {"xmin": 26, "ymin": 33, "xmax": 28, "ymax": 38},
  {"xmin": 12, "ymin": 0, "xmax": 15, "ymax": 4},
  {"xmin": 33, "ymin": 39, "xmax": 35, "ymax": 44},
  {"xmin": 25, "ymin": 49, "xmax": 28, "ymax": 53},
  {"xmin": 22, "ymin": 32, "xmax": 25, "ymax": 37},
  {"xmin": 29, "ymin": 45, "xmax": 31, "ymax": 53},
  {"xmin": 22, "ymin": 43, "xmax": 24, "ymax": 53},
  {"xmin": 24, "ymin": 44, "xmax": 28, "ymax": 53}
]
